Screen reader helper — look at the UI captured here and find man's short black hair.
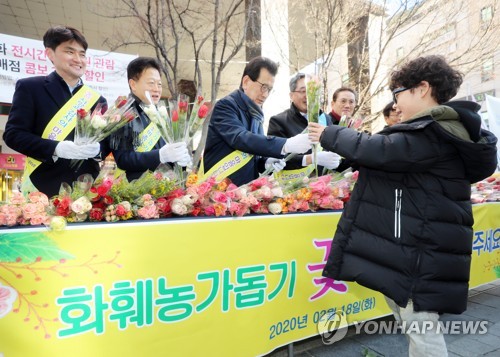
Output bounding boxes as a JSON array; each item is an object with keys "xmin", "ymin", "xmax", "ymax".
[
  {"xmin": 240, "ymin": 56, "xmax": 278, "ymax": 86},
  {"xmin": 332, "ymin": 87, "xmax": 358, "ymax": 102},
  {"xmin": 390, "ymin": 55, "xmax": 463, "ymax": 104},
  {"xmin": 43, "ymin": 26, "xmax": 88, "ymax": 51},
  {"xmin": 383, "ymin": 101, "xmax": 395, "ymax": 118},
  {"xmin": 127, "ymin": 57, "xmax": 162, "ymax": 81}
]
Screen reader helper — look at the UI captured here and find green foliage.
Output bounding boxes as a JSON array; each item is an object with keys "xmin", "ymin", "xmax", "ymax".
[
  {"xmin": 108, "ymin": 171, "xmax": 178, "ymax": 203},
  {"xmin": 0, "ymin": 232, "xmax": 74, "ymax": 263}
]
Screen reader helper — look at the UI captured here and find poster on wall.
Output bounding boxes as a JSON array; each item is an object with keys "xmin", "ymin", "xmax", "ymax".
[{"xmin": 0, "ymin": 33, "xmax": 137, "ymax": 104}]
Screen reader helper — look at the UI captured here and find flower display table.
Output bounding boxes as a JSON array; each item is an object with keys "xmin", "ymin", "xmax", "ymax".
[{"xmin": 0, "ymin": 203, "xmax": 498, "ymax": 356}]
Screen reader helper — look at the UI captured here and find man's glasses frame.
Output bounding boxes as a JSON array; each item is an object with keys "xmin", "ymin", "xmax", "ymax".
[
  {"xmin": 392, "ymin": 87, "xmax": 412, "ymax": 104},
  {"xmin": 254, "ymin": 80, "xmax": 273, "ymax": 94}
]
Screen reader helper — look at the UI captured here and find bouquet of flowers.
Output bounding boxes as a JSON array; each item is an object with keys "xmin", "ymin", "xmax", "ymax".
[
  {"xmin": 0, "ymin": 191, "xmax": 51, "ymax": 226},
  {"xmin": 71, "ymin": 96, "xmax": 138, "ymax": 169},
  {"xmin": 471, "ymin": 174, "xmax": 500, "ymax": 203},
  {"xmin": 306, "ymin": 75, "xmax": 322, "ymax": 177},
  {"xmin": 226, "ymin": 175, "xmax": 284, "ymax": 215},
  {"xmin": 141, "ymin": 92, "xmax": 209, "ymax": 185},
  {"xmin": 338, "ymin": 114, "xmax": 363, "ymax": 129},
  {"xmin": 74, "ymin": 96, "xmax": 138, "ymax": 145}
]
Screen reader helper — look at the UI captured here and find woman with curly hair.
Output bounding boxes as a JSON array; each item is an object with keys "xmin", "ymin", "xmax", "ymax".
[{"xmin": 308, "ymin": 55, "xmax": 497, "ymax": 356}]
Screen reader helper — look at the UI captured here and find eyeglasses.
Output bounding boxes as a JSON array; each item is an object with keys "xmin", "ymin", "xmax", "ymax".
[
  {"xmin": 254, "ymin": 80, "xmax": 273, "ymax": 94},
  {"xmin": 392, "ymin": 87, "xmax": 411, "ymax": 104},
  {"xmin": 292, "ymin": 89, "xmax": 307, "ymax": 95}
]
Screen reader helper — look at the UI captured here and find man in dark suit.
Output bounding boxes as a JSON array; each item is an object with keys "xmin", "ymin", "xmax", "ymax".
[
  {"xmin": 109, "ymin": 57, "xmax": 190, "ymax": 181},
  {"xmin": 202, "ymin": 57, "xmax": 312, "ymax": 186},
  {"xmin": 268, "ymin": 73, "xmax": 340, "ymax": 171},
  {"xmin": 4, "ymin": 26, "xmax": 107, "ymax": 197}
]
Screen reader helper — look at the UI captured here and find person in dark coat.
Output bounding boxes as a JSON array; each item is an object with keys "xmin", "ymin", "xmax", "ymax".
[
  {"xmin": 323, "ymin": 86, "xmax": 359, "ymax": 173},
  {"xmin": 4, "ymin": 26, "xmax": 107, "ymax": 197},
  {"xmin": 308, "ymin": 55, "xmax": 498, "ymax": 356},
  {"xmin": 203, "ymin": 57, "xmax": 311, "ymax": 186},
  {"xmin": 109, "ymin": 57, "xmax": 190, "ymax": 181},
  {"xmin": 268, "ymin": 73, "xmax": 340, "ymax": 171},
  {"xmin": 325, "ymin": 86, "xmax": 357, "ymax": 125},
  {"xmin": 382, "ymin": 101, "xmax": 401, "ymax": 127}
]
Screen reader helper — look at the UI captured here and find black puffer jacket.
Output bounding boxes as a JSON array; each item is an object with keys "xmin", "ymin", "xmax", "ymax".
[{"xmin": 320, "ymin": 101, "xmax": 498, "ymax": 314}]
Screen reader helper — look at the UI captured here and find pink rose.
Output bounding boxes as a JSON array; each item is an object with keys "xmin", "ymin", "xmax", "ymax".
[
  {"xmin": 137, "ymin": 205, "xmax": 158, "ymax": 219},
  {"xmin": 28, "ymin": 192, "xmax": 49, "ymax": 205},
  {"xmin": 21, "ymin": 203, "xmax": 38, "ymax": 219},
  {"xmin": 197, "ymin": 182, "xmax": 213, "ymax": 196},
  {"xmin": 204, "ymin": 205, "xmax": 215, "ymax": 216},
  {"xmin": 9, "ymin": 192, "xmax": 26, "ymax": 205},
  {"xmin": 211, "ymin": 191, "xmax": 228, "ymax": 204},
  {"xmin": 30, "ymin": 213, "xmax": 48, "ymax": 226}
]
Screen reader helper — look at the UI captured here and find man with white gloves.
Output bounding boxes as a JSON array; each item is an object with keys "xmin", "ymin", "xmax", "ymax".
[
  {"xmin": 268, "ymin": 73, "xmax": 341, "ymax": 175},
  {"xmin": 109, "ymin": 57, "xmax": 191, "ymax": 181},
  {"xmin": 54, "ymin": 141, "xmax": 101, "ymax": 160},
  {"xmin": 203, "ymin": 57, "xmax": 312, "ymax": 186},
  {"xmin": 4, "ymin": 26, "xmax": 109, "ymax": 197}
]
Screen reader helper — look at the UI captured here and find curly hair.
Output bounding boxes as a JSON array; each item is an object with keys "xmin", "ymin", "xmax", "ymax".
[{"xmin": 389, "ymin": 55, "xmax": 463, "ymax": 104}]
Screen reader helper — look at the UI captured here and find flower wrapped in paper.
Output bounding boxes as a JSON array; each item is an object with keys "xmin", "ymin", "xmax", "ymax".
[
  {"xmin": 0, "ymin": 191, "xmax": 50, "ymax": 226},
  {"xmin": 75, "ymin": 96, "xmax": 138, "ymax": 145},
  {"xmin": 141, "ymin": 92, "xmax": 209, "ymax": 185},
  {"xmin": 71, "ymin": 96, "xmax": 138, "ymax": 169},
  {"xmin": 306, "ymin": 74, "xmax": 322, "ymax": 177}
]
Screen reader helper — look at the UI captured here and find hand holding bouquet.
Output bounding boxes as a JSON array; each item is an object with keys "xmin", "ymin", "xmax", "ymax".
[
  {"xmin": 75, "ymin": 96, "xmax": 138, "ymax": 145},
  {"xmin": 70, "ymin": 96, "xmax": 138, "ymax": 169},
  {"xmin": 306, "ymin": 75, "xmax": 321, "ymax": 177},
  {"xmin": 141, "ymin": 92, "xmax": 209, "ymax": 185}
]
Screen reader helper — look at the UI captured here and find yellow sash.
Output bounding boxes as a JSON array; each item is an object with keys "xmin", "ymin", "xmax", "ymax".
[
  {"xmin": 273, "ymin": 165, "xmax": 315, "ymax": 185},
  {"xmin": 199, "ymin": 150, "xmax": 253, "ymax": 182},
  {"xmin": 135, "ymin": 122, "xmax": 162, "ymax": 152},
  {"xmin": 21, "ymin": 85, "xmax": 100, "ymax": 194}
]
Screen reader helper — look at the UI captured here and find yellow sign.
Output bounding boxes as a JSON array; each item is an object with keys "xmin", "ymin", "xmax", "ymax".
[
  {"xmin": 199, "ymin": 150, "xmax": 253, "ymax": 182},
  {"xmin": 0, "ymin": 203, "xmax": 498, "ymax": 356}
]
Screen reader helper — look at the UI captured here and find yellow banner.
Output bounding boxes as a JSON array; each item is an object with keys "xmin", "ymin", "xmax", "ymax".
[
  {"xmin": 0, "ymin": 203, "xmax": 498, "ymax": 357},
  {"xmin": 469, "ymin": 203, "xmax": 500, "ymax": 287},
  {"xmin": 199, "ymin": 150, "xmax": 253, "ymax": 182},
  {"xmin": 274, "ymin": 165, "xmax": 315, "ymax": 185},
  {"xmin": 136, "ymin": 122, "xmax": 162, "ymax": 152}
]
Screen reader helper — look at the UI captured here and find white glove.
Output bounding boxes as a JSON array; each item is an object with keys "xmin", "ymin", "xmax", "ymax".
[
  {"xmin": 265, "ymin": 158, "xmax": 286, "ymax": 173},
  {"xmin": 177, "ymin": 156, "xmax": 192, "ymax": 168},
  {"xmin": 55, "ymin": 141, "xmax": 100, "ymax": 160},
  {"xmin": 283, "ymin": 133, "xmax": 312, "ymax": 154},
  {"xmin": 159, "ymin": 142, "xmax": 190, "ymax": 164},
  {"xmin": 316, "ymin": 151, "xmax": 341, "ymax": 170}
]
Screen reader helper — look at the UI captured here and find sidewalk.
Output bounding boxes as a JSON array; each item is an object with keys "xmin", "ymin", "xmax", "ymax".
[{"xmin": 268, "ymin": 280, "xmax": 500, "ymax": 357}]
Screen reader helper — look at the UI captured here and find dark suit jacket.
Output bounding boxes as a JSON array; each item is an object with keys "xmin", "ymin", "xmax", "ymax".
[
  {"xmin": 3, "ymin": 71, "xmax": 107, "ymax": 197},
  {"xmin": 268, "ymin": 103, "xmax": 333, "ymax": 170},
  {"xmin": 204, "ymin": 89, "xmax": 286, "ymax": 186},
  {"xmin": 109, "ymin": 97, "xmax": 164, "ymax": 182}
]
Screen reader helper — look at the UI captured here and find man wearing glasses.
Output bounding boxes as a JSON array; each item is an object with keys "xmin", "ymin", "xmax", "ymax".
[
  {"xmin": 326, "ymin": 86, "xmax": 357, "ymax": 125},
  {"xmin": 268, "ymin": 72, "xmax": 340, "ymax": 171},
  {"xmin": 202, "ymin": 57, "xmax": 311, "ymax": 186}
]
